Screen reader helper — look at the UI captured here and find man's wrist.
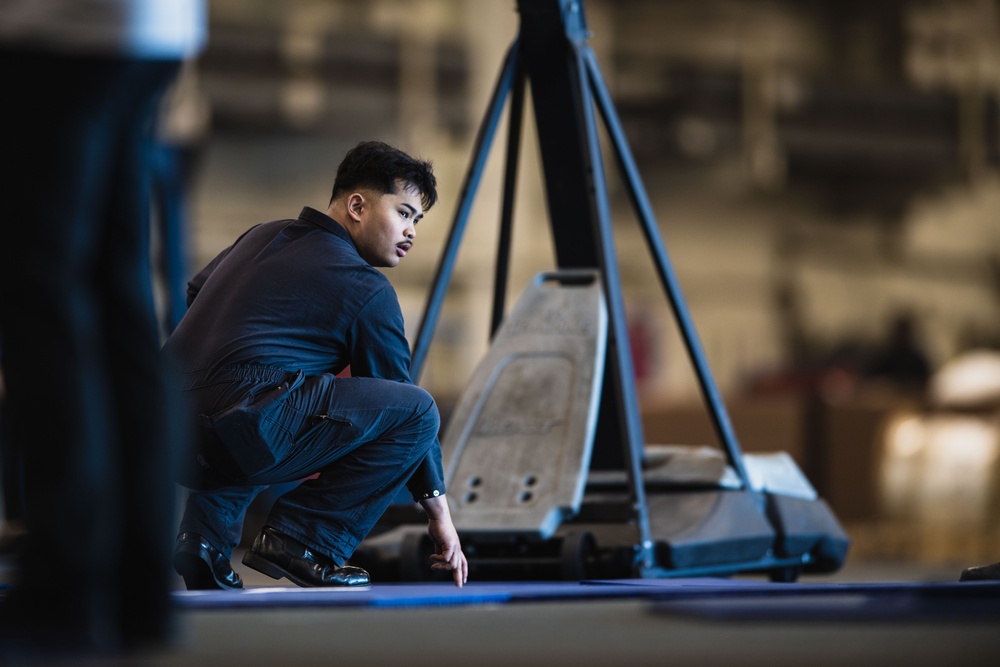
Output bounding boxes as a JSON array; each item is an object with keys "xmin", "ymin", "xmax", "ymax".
[{"xmin": 419, "ymin": 493, "xmax": 449, "ymax": 520}]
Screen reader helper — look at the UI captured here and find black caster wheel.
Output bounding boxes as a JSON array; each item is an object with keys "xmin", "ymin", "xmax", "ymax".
[{"xmin": 559, "ymin": 531, "xmax": 596, "ymax": 580}]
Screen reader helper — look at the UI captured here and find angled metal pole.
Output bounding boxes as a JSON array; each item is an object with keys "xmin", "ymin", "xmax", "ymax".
[
  {"xmin": 490, "ymin": 58, "xmax": 527, "ymax": 338},
  {"xmin": 411, "ymin": 41, "xmax": 521, "ymax": 382},
  {"xmin": 573, "ymin": 42, "xmax": 655, "ymax": 571},
  {"xmin": 582, "ymin": 48, "xmax": 752, "ymax": 489}
]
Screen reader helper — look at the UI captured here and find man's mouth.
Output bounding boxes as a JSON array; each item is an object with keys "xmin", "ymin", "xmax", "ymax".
[{"xmin": 396, "ymin": 242, "xmax": 412, "ymax": 258}]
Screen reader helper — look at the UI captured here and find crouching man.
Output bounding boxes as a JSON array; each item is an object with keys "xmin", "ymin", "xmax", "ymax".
[{"xmin": 165, "ymin": 141, "xmax": 467, "ymax": 589}]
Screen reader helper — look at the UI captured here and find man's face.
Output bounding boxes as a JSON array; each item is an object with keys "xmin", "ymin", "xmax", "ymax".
[{"xmin": 348, "ymin": 181, "xmax": 424, "ymax": 268}]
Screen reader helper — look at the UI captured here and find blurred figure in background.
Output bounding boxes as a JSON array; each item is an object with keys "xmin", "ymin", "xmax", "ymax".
[
  {"xmin": 152, "ymin": 59, "xmax": 211, "ymax": 335},
  {"xmin": 864, "ymin": 311, "xmax": 932, "ymax": 394},
  {"xmin": 0, "ymin": 0, "xmax": 206, "ymax": 658}
]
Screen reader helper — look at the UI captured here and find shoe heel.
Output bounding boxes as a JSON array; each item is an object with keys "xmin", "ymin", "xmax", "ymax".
[
  {"xmin": 173, "ymin": 547, "xmax": 201, "ymax": 575},
  {"xmin": 242, "ymin": 550, "xmax": 286, "ymax": 581},
  {"xmin": 173, "ymin": 543, "xmax": 215, "ymax": 590}
]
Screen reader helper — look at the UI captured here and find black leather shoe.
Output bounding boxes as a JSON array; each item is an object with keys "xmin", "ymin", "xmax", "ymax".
[
  {"xmin": 242, "ymin": 526, "xmax": 370, "ymax": 587},
  {"xmin": 173, "ymin": 533, "xmax": 244, "ymax": 590},
  {"xmin": 960, "ymin": 561, "xmax": 1000, "ymax": 581}
]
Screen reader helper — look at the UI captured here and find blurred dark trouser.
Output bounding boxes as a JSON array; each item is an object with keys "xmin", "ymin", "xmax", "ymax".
[
  {"xmin": 0, "ymin": 50, "xmax": 185, "ymax": 653},
  {"xmin": 151, "ymin": 141, "xmax": 201, "ymax": 335}
]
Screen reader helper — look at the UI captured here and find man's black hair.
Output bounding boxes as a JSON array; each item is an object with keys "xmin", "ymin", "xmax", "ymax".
[{"xmin": 329, "ymin": 141, "xmax": 438, "ymax": 211}]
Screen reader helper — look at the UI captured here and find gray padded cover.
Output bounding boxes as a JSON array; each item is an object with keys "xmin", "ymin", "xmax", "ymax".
[{"xmin": 441, "ymin": 271, "xmax": 607, "ymax": 538}]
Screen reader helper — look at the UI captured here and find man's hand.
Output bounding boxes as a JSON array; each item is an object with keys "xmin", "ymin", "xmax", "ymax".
[{"xmin": 419, "ymin": 494, "xmax": 468, "ymax": 587}]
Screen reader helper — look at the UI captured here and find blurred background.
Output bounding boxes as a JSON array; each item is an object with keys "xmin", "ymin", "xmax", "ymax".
[{"xmin": 157, "ymin": 0, "xmax": 1000, "ymax": 573}]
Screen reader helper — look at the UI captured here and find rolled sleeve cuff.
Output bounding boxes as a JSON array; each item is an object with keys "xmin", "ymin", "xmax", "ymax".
[{"xmin": 405, "ymin": 446, "xmax": 446, "ymax": 502}]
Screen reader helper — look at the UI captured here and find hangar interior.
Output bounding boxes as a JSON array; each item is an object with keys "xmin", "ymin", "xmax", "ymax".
[
  {"xmin": 176, "ymin": 0, "xmax": 1000, "ymax": 570},
  {"xmin": 3, "ymin": 2, "xmax": 1000, "ymax": 664}
]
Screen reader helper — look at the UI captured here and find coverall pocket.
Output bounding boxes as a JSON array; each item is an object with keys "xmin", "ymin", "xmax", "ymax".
[{"xmin": 201, "ymin": 370, "xmax": 306, "ymax": 477}]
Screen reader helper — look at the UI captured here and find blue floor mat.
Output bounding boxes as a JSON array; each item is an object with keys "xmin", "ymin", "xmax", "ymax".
[
  {"xmin": 174, "ymin": 577, "xmax": 1000, "ymax": 616},
  {"xmin": 174, "ymin": 581, "xmax": 653, "ymax": 609}
]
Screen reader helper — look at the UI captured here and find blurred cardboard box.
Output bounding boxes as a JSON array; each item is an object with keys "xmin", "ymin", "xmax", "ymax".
[
  {"xmin": 640, "ymin": 396, "xmax": 810, "ymax": 473},
  {"xmin": 640, "ymin": 396, "xmax": 894, "ymax": 521}
]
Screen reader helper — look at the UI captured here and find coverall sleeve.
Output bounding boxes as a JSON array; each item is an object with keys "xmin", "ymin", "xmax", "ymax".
[{"xmin": 349, "ymin": 284, "xmax": 446, "ymax": 500}]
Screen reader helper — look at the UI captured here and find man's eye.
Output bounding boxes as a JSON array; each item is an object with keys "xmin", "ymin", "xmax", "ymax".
[{"xmin": 400, "ymin": 210, "xmax": 409, "ymax": 219}]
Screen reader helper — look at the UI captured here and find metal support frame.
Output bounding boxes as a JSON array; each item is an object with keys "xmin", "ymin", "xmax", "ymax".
[{"xmin": 410, "ymin": 0, "xmax": 755, "ymax": 574}]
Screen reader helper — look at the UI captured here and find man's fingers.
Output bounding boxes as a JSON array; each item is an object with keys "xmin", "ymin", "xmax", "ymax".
[
  {"xmin": 429, "ymin": 546, "xmax": 468, "ymax": 586},
  {"xmin": 430, "ymin": 549, "xmax": 458, "ymax": 567}
]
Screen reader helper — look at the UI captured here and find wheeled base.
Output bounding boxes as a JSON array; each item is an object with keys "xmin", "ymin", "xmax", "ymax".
[{"xmin": 353, "ymin": 460, "xmax": 849, "ymax": 584}]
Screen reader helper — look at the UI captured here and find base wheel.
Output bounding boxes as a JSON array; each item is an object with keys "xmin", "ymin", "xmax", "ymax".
[{"xmin": 559, "ymin": 532, "xmax": 597, "ymax": 580}]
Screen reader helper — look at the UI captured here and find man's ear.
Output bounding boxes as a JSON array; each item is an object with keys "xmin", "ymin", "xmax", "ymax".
[{"xmin": 347, "ymin": 192, "xmax": 365, "ymax": 223}]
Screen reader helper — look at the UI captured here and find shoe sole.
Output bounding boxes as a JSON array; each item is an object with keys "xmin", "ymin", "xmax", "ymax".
[
  {"xmin": 173, "ymin": 543, "xmax": 242, "ymax": 591},
  {"xmin": 241, "ymin": 550, "xmax": 310, "ymax": 587},
  {"xmin": 241, "ymin": 550, "xmax": 369, "ymax": 588}
]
